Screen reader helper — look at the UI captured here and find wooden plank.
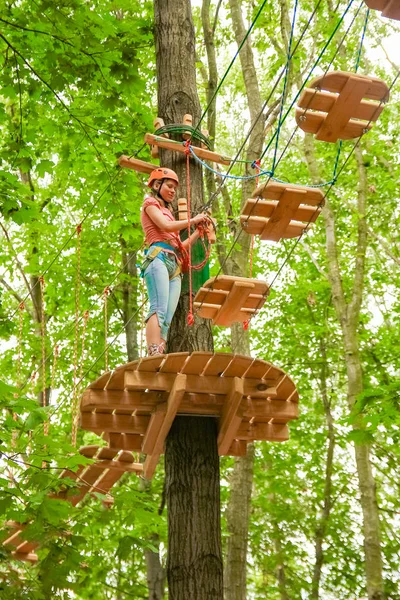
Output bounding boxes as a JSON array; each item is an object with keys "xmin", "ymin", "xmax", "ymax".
[
  {"xmin": 124, "ymin": 371, "xmax": 276, "ymax": 398},
  {"xmin": 158, "ymin": 352, "xmax": 190, "ymax": 373},
  {"xmin": 382, "ymin": 0, "xmax": 400, "ymax": 20},
  {"xmin": 275, "ymin": 374, "xmax": 297, "ymax": 400},
  {"xmin": 192, "ymin": 302, "xmax": 220, "ymax": 319},
  {"xmin": 225, "ymin": 440, "xmax": 247, "ymax": 456},
  {"xmin": 223, "ymin": 355, "xmax": 254, "ymax": 378},
  {"xmin": 261, "ymin": 187, "xmax": 307, "ymax": 241},
  {"xmin": 202, "ymin": 353, "xmax": 234, "ymax": 375},
  {"xmin": 252, "ymin": 181, "xmax": 324, "ymax": 205},
  {"xmin": 217, "ymin": 377, "xmax": 244, "ymax": 455},
  {"xmin": 144, "ymin": 133, "xmax": 232, "ymax": 166},
  {"xmin": 137, "ymin": 356, "xmax": 165, "ymax": 372},
  {"xmin": 246, "ymin": 398, "xmax": 298, "ymax": 421},
  {"xmin": 315, "ymin": 76, "xmax": 369, "ymax": 142},
  {"xmin": 310, "ymin": 71, "xmax": 389, "ymax": 101},
  {"xmin": 214, "ymin": 280, "xmax": 255, "ymax": 326},
  {"xmin": 81, "ymin": 413, "xmax": 150, "ymax": 434},
  {"xmin": 11, "ymin": 551, "xmax": 38, "ymax": 563},
  {"xmin": 299, "ymin": 88, "xmax": 384, "ymax": 122},
  {"xmin": 271, "ymin": 221, "xmax": 306, "ymax": 240},
  {"xmin": 105, "ymin": 433, "xmax": 144, "ymax": 451},
  {"xmin": 95, "ymin": 469, "xmax": 125, "ymax": 494},
  {"xmin": 142, "ymin": 404, "xmax": 167, "ymax": 454},
  {"xmin": 79, "ymin": 445, "xmax": 103, "ymax": 459},
  {"xmin": 181, "ymin": 352, "xmax": 212, "ymax": 374},
  {"xmin": 143, "ymin": 374, "xmax": 187, "ymax": 479},
  {"xmin": 118, "ymin": 155, "xmax": 158, "ymax": 174},
  {"xmin": 82, "ymin": 389, "xmax": 161, "ymax": 412},
  {"xmin": 15, "ymin": 540, "xmax": 39, "ymax": 554},
  {"xmin": 243, "ymin": 359, "xmax": 272, "ymax": 379},
  {"xmin": 88, "ymin": 459, "xmax": 143, "ymax": 473},
  {"xmin": 237, "ymin": 421, "xmax": 289, "ymax": 441}
]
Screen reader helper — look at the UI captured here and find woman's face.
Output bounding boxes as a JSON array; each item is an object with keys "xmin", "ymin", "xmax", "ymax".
[{"xmin": 159, "ymin": 179, "xmax": 178, "ymax": 202}]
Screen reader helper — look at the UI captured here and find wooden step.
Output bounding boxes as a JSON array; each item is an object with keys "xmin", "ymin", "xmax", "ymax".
[
  {"xmin": 364, "ymin": 0, "xmax": 400, "ymax": 20},
  {"xmin": 296, "ymin": 71, "xmax": 389, "ymax": 142},
  {"xmin": 144, "ymin": 133, "xmax": 232, "ymax": 166},
  {"xmin": 79, "ymin": 352, "xmax": 298, "ymax": 478},
  {"xmin": 241, "ymin": 181, "xmax": 324, "ymax": 241},
  {"xmin": 193, "ymin": 276, "xmax": 269, "ymax": 326},
  {"xmin": 118, "ymin": 155, "xmax": 158, "ymax": 174}
]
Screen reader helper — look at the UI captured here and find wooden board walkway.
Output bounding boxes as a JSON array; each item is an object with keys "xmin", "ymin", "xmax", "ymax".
[
  {"xmin": 2, "ymin": 446, "xmax": 142, "ymax": 562},
  {"xmin": 193, "ymin": 276, "xmax": 269, "ymax": 326},
  {"xmin": 81, "ymin": 352, "xmax": 299, "ymax": 479},
  {"xmin": 296, "ymin": 71, "xmax": 389, "ymax": 143},
  {"xmin": 241, "ymin": 181, "xmax": 324, "ymax": 241}
]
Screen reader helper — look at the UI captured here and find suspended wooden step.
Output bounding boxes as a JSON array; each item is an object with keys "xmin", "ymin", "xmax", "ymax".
[
  {"xmin": 241, "ymin": 181, "xmax": 324, "ymax": 241},
  {"xmin": 81, "ymin": 352, "xmax": 299, "ymax": 479},
  {"xmin": 296, "ymin": 71, "xmax": 389, "ymax": 142},
  {"xmin": 144, "ymin": 133, "xmax": 232, "ymax": 166},
  {"xmin": 193, "ymin": 275, "xmax": 269, "ymax": 326},
  {"xmin": 2, "ymin": 446, "xmax": 142, "ymax": 562},
  {"xmin": 364, "ymin": 0, "xmax": 400, "ymax": 20},
  {"xmin": 118, "ymin": 155, "xmax": 159, "ymax": 174}
]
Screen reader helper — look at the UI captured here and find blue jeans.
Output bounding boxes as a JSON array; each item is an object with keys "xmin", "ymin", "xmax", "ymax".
[{"xmin": 144, "ymin": 253, "xmax": 182, "ymax": 341}]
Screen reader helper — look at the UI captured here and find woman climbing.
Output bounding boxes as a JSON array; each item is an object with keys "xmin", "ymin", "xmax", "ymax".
[{"xmin": 141, "ymin": 167, "xmax": 209, "ymax": 357}]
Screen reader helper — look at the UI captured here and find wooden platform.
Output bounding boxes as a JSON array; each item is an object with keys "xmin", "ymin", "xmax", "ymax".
[
  {"xmin": 241, "ymin": 181, "xmax": 324, "ymax": 241},
  {"xmin": 80, "ymin": 352, "xmax": 299, "ymax": 479},
  {"xmin": 193, "ymin": 276, "xmax": 269, "ymax": 326},
  {"xmin": 296, "ymin": 71, "xmax": 389, "ymax": 142},
  {"xmin": 2, "ymin": 446, "xmax": 142, "ymax": 562},
  {"xmin": 364, "ymin": 0, "xmax": 400, "ymax": 20}
]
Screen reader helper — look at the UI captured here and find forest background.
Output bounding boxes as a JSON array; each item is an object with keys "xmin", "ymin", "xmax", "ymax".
[{"xmin": 0, "ymin": 0, "xmax": 399, "ymax": 598}]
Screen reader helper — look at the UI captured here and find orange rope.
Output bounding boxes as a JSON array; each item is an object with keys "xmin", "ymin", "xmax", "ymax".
[
  {"xmin": 140, "ymin": 279, "xmax": 145, "ymax": 358},
  {"xmin": 104, "ymin": 287, "xmax": 110, "ymax": 371},
  {"xmin": 71, "ymin": 224, "xmax": 82, "ymax": 447},
  {"xmin": 185, "ymin": 141, "xmax": 194, "ymax": 326}
]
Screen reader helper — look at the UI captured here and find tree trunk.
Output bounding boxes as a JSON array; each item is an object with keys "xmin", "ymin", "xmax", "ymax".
[
  {"xmin": 305, "ymin": 135, "xmax": 385, "ymax": 599},
  {"xmin": 153, "ymin": 0, "xmax": 222, "ymax": 597},
  {"xmin": 223, "ymin": 0, "xmax": 265, "ymax": 596},
  {"xmin": 224, "ymin": 441, "xmax": 255, "ymax": 600},
  {"xmin": 165, "ymin": 417, "xmax": 222, "ymax": 599}
]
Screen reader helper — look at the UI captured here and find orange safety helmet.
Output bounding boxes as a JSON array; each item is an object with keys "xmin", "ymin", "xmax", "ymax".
[{"xmin": 147, "ymin": 167, "xmax": 179, "ymax": 188}]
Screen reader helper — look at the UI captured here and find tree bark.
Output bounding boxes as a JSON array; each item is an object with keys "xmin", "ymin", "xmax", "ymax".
[
  {"xmin": 165, "ymin": 417, "xmax": 222, "ymax": 599},
  {"xmin": 223, "ymin": 0, "xmax": 265, "ymax": 596},
  {"xmin": 153, "ymin": 0, "xmax": 222, "ymax": 597}
]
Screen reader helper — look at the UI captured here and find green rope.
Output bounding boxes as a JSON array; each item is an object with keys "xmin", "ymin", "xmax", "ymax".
[{"xmin": 154, "ymin": 124, "xmax": 211, "ymax": 149}]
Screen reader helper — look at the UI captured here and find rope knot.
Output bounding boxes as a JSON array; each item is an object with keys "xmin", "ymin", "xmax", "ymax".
[
  {"xmin": 83, "ymin": 310, "xmax": 90, "ymax": 321},
  {"xmin": 243, "ymin": 319, "xmax": 250, "ymax": 331},
  {"xmin": 103, "ymin": 286, "xmax": 110, "ymax": 297},
  {"xmin": 39, "ymin": 275, "xmax": 45, "ymax": 286},
  {"xmin": 76, "ymin": 223, "xmax": 82, "ymax": 235},
  {"xmin": 18, "ymin": 302, "xmax": 25, "ymax": 311},
  {"xmin": 184, "ymin": 140, "xmax": 191, "ymax": 156},
  {"xmin": 187, "ymin": 312, "xmax": 195, "ymax": 326}
]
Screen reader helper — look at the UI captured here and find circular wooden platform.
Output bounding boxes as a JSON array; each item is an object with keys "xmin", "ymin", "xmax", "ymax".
[{"xmin": 80, "ymin": 352, "xmax": 299, "ymax": 479}]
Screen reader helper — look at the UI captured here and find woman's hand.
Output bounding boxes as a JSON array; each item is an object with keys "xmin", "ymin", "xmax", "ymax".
[{"xmin": 191, "ymin": 213, "xmax": 209, "ymax": 226}]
